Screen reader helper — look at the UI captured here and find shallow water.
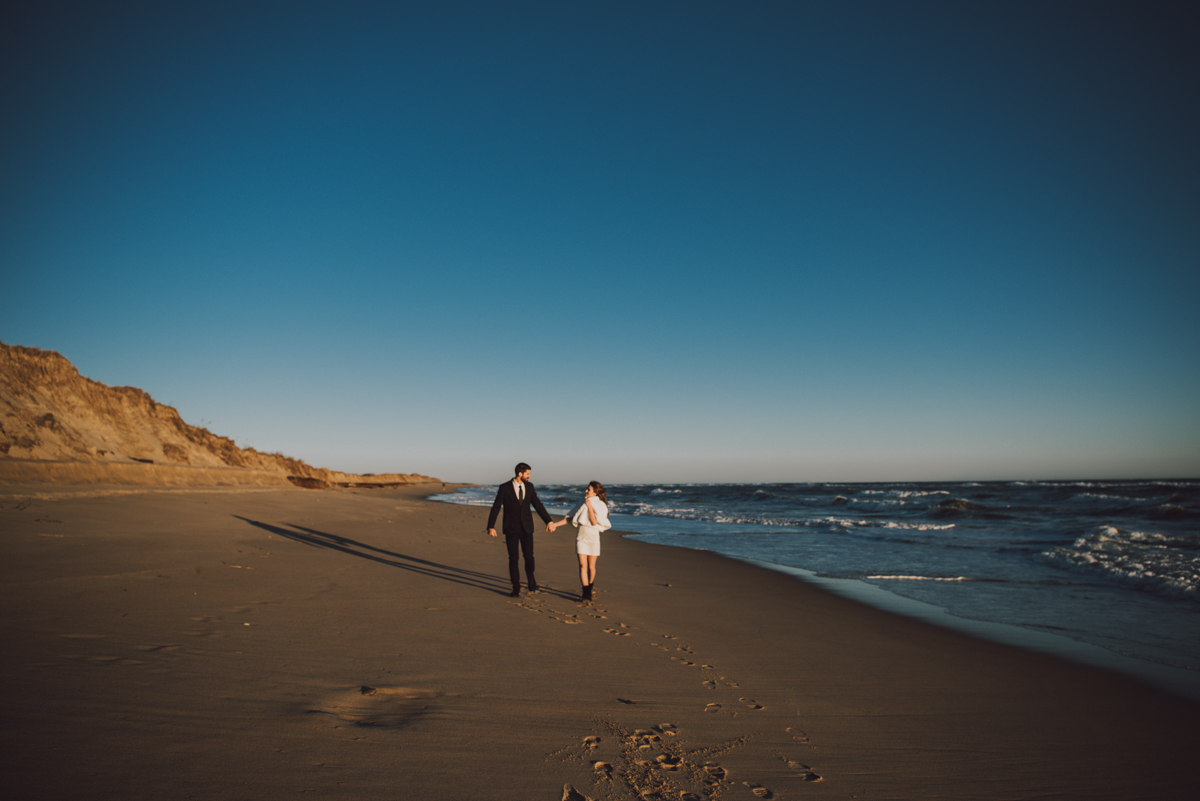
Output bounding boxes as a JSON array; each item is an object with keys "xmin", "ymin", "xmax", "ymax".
[{"xmin": 434, "ymin": 479, "xmax": 1200, "ymax": 684}]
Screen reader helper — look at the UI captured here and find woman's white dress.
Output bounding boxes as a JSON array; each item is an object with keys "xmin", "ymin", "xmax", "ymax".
[{"xmin": 567, "ymin": 498, "xmax": 611, "ymax": 556}]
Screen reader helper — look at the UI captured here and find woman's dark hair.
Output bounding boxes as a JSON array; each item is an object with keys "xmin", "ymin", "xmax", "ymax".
[{"xmin": 588, "ymin": 481, "xmax": 607, "ymax": 505}]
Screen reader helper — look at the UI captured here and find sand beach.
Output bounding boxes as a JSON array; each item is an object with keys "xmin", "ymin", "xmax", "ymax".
[{"xmin": 2, "ymin": 481, "xmax": 1196, "ymax": 800}]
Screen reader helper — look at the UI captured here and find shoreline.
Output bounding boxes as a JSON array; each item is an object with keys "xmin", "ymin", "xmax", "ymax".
[
  {"xmin": 3, "ymin": 483, "xmax": 1196, "ymax": 799},
  {"xmin": 734, "ymin": 555, "xmax": 1200, "ymax": 701},
  {"xmin": 431, "ymin": 486, "xmax": 1200, "ymax": 701}
]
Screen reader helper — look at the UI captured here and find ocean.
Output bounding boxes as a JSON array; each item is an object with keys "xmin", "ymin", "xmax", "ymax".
[{"xmin": 431, "ymin": 479, "xmax": 1200, "ymax": 697}]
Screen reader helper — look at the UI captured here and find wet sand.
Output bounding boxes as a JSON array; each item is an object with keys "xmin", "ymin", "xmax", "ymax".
[{"xmin": 2, "ymin": 483, "xmax": 1195, "ymax": 800}]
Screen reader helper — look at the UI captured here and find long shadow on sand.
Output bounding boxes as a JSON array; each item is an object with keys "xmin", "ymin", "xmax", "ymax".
[{"xmin": 234, "ymin": 516, "xmax": 514, "ymax": 595}]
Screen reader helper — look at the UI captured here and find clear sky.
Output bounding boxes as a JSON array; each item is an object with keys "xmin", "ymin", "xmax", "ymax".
[{"xmin": 2, "ymin": 0, "xmax": 1197, "ymax": 484}]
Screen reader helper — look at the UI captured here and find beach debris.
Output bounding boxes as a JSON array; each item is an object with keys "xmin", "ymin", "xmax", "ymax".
[{"xmin": 562, "ymin": 784, "xmax": 593, "ymax": 801}]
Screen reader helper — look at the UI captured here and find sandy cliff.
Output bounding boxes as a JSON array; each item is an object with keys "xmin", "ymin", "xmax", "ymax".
[{"xmin": 0, "ymin": 342, "xmax": 436, "ymax": 487}]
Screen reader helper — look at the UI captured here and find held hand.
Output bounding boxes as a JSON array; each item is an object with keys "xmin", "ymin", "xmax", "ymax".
[{"xmin": 488, "ymin": 528, "xmax": 498, "ymax": 538}]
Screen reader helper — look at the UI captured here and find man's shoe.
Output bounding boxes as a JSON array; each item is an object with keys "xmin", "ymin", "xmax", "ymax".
[
  {"xmin": 509, "ymin": 588, "xmax": 521, "ymax": 597},
  {"xmin": 528, "ymin": 583, "xmax": 540, "ymax": 593}
]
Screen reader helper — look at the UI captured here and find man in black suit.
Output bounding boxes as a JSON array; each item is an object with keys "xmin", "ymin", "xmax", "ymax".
[{"xmin": 487, "ymin": 462, "xmax": 553, "ymax": 597}]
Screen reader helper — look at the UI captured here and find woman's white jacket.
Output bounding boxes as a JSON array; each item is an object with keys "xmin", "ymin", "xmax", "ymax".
[{"xmin": 568, "ymin": 498, "xmax": 612, "ymax": 532}]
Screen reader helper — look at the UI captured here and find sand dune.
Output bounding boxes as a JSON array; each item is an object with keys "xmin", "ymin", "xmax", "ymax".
[{"xmin": 0, "ymin": 342, "xmax": 435, "ymax": 487}]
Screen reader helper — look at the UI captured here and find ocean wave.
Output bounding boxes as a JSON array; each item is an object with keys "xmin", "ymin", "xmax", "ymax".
[
  {"xmin": 605, "ymin": 505, "xmax": 957, "ymax": 531},
  {"xmin": 1040, "ymin": 526, "xmax": 1200, "ymax": 601},
  {"xmin": 814, "ymin": 517, "xmax": 955, "ymax": 532},
  {"xmin": 846, "ymin": 498, "xmax": 907, "ymax": 508},
  {"xmin": 1148, "ymin": 504, "xmax": 1198, "ymax": 521},
  {"xmin": 928, "ymin": 498, "xmax": 1008, "ymax": 518}
]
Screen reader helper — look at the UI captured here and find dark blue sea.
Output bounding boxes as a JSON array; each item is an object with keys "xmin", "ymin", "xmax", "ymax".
[{"xmin": 433, "ymin": 479, "xmax": 1200, "ymax": 697}]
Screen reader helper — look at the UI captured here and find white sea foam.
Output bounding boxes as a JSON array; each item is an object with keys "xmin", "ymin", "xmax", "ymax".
[
  {"xmin": 863, "ymin": 575, "xmax": 973, "ymax": 581},
  {"xmin": 1040, "ymin": 526, "xmax": 1200, "ymax": 601},
  {"xmin": 814, "ymin": 516, "xmax": 955, "ymax": 531}
]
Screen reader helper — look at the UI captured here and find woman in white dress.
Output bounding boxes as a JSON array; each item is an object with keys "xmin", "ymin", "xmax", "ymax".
[{"xmin": 548, "ymin": 481, "xmax": 611, "ymax": 601}]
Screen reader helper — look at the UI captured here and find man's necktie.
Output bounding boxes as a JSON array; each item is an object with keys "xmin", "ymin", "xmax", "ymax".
[{"xmin": 518, "ymin": 484, "xmax": 524, "ymax": 501}]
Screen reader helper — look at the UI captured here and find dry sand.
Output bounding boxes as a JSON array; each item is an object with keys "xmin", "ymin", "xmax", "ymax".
[{"xmin": 2, "ymin": 483, "xmax": 1196, "ymax": 800}]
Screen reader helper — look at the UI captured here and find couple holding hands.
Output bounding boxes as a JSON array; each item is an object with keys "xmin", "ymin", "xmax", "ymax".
[{"xmin": 487, "ymin": 463, "xmax": 611, "ymax": 601}]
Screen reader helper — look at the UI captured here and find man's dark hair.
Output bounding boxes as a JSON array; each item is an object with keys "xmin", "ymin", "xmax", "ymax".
[{"xmin": 514, "ymin": 462, "xmax": 532, "ymax": 475}]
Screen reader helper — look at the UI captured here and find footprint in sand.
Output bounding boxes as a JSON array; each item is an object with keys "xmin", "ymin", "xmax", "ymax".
[
  {"xmin": 593, "ymin": 761, "xmax": 613, "ymax": 777},
  {"xmin": 603, "ymin": 628, "xmax": 631, "ymax": 636},
  {"xmin": 654, "ymin": 754, "xmax": 681, "ymax": 771},
  {"xmin": 786, "ymin": 727, "xmax": 810, "ymax": 743},
  {"xmin": 680, "ymin": 793, "xmax": 701, "ymax": 801},
  {"xmin": 743, "ymin": 782, "xmax": 773, "ymax": 798},
  {"xmin": 583, "ymin": 736, "xmax": 601, "ymax": 749},
  {"xmin": 631, "ymin": 729, "xmax": 661, "ymax": 746},
  {"xmin": 704, "ymin": 703, "xmax": 721, "ymax": 713},
  {"xmin": 739, "ymin": 697, "xmax": 764, "ymax": 710},
  {"xmin": 784, "ymin": 759, "xmax": 823, "ymax": 780},
  {"xmin": 702, "ymin": 680, "xmax": 717, "ymax": 690},
  {"xmin": 703, "ymin": 762, "xmax": 727, "ymax": 780}
]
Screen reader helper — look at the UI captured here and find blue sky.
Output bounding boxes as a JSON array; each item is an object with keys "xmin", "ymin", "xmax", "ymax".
[{"xmin": 3, "ymin": 0, "xmax": 1197, "ymax": 483}]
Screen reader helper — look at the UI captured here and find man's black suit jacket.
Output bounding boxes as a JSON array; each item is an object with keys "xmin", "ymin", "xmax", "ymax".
[{"xmin": 487, "ymin": 480, "xmax": 552, "ymax": 536}]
